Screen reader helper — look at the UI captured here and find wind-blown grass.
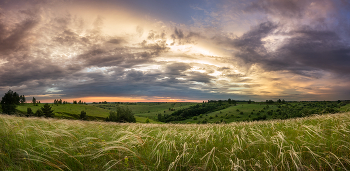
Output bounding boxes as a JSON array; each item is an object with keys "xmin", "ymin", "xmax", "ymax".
[{"xmin": 1, "ymin": 113, "xmax": 350, "ymax": 170}]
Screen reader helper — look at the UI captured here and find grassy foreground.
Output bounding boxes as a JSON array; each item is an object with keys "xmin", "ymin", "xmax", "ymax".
[{"xmin": 1, "ymin": 113, "xmax": 350, "ymax": 170}]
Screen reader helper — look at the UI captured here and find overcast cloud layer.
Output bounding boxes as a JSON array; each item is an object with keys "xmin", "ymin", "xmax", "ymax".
[{"xmin": 0, "ymin": 0, "xmax": 350, "ymax": 102}]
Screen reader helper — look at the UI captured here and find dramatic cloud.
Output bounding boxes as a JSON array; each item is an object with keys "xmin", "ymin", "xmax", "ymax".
[{"xmin": 0, "ymin": 0, "xmax": 349, "ymax": 102}]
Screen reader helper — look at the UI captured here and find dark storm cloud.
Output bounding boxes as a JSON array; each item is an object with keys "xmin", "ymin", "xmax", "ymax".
[
  {"xmin": 215, "ymin": 21, "xmax": 278, "ymax": 51},
  {"xmin": 58, "ymin": 67, "xmax": 224, "ymax": 100},
  {"xmin": 216, "ymin": 20, "xmax": 350, "ymax": 78},
  {"xmin": 271, "ymin": 29, "xmax": 350, "ymax": 75},
  {"xmin": 0, "ymin": 58, "xmax": 66, "ymax": 86},
  {"xmin": 0, "ymin": 18, "xmax": 38, "ymax": 54},
  {"xmin": 77, "ymin": 37, "xmax": 170, "ymax": 68},
  {"xmin": 188, "ymin": 72, "xmax": 214, "ymax": 83},
  {"xmin": 165, "ymin": 63, "xmax": 191, "ymax": 76}
]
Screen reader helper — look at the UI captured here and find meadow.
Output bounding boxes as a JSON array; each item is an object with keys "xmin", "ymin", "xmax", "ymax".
[
  {"xmin": 15, "ymin": 103, "xmax": 162, "ymax": 123},
  {"xmin": 1, "ymin": 112, "xmax": 350, "ymax": 170},
  {"xmin": 92, "ymin": 102, "xmax": 194, "ymax": 118},
  {"xmin": 15, "ymin": 101, "xmax": 350, "ymax": 124}
]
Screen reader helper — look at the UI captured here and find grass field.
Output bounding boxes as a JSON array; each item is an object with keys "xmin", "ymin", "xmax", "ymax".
[
  {"xmin": 178, "ymin": 102, "xmax": 350, "ymax": 123},
  {"xmin": 1, "ymin": 112, "xmax": 350, "ymax": 170},
  {"xmin": 15, "ymin": 104, "xmax": 160, "ymax": 123},
  {"xmin": 92, "ymin": 102, "xmax": 195, "ymax": 119},
  {"xmin": 15, "ymin": 102, "xmax": 350, "ymax": 124}
]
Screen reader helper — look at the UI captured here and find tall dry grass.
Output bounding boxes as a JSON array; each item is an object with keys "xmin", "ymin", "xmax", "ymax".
[{"xmin": 1, "ymin": 113, "xmax": 350, "ymax": 170}]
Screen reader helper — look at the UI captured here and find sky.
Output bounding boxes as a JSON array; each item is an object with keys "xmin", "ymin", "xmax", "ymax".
[{"xmin": 1, "ymin": 0, "xmax": 350, "ymax": 103}]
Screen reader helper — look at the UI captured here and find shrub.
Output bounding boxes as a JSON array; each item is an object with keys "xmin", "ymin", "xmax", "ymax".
[
  {"xmin": 80, "ymin": 111, "xmax": 87, "ymax": 120},
  {"xmin": 35, "ymin": 109, "xmax": 44, "ymax": 117},
  {"xmin": 106, "ymin": 106, "xmax": 136, "ymax": 123},
  {"xmin": 41, "ymin": 103, "xmax": 54, "ymax": 118},
  {"xmin": 106, "ymin": 111, "xmax": 118, "ymax": 122},
  {"xmin": 27, "ymin": 108, "xmax": 33, "ymax": 116}
]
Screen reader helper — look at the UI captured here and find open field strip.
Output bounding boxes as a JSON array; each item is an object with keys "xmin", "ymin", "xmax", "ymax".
[{"xmin": 1, "ymin": 113, "xmax": 350, "ymax": 170}]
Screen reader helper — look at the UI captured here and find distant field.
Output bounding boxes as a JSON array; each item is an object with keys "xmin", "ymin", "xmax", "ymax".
[
  {"xmin": 15, "ymin": 102, "xmax": 350, "ymax": 124},
  {"xmin": 177, "ymin": 102, "xmax": 350, "ymax": 123},
  {"xmin": 92, "ymin": 102, "xmax": 195, "ymax": 119},
  {"xmin": 180, "ymin": 103, "xmax": 267, "ymax": 123},
  {"xmin": 15, "ymin": 103, "xmax": 160, "ymax": 123},
  {"xmin": 1, "ymin": 112, "xmax": 350, "ymax": 170},
  {"xmin": 16, "ymin": 103, "xmax": 110, "ymax": 119}
]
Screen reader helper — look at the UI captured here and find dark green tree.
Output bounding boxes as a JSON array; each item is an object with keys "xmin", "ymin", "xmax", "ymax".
[
  {"xmin": 232, "ymin": 100, "xmax": 237, "ymax": 105},
  {"xmin": 228, "ymin": 98, "xmax": 232, "ymax": 104},
  {"xmin": 1, "ymin": 90, "xmax": 20, "ymax": 114},
  {"xmin": 27, "ymin": 108, "xmax": 33, "ymax": 116},
  {"xmin": 277, "ymin": 99, "xmax": 282, "ymax": 103},
  {"xmin": 157, "ymin": 113, "xmax": 163, "ymax": 121},
  {"xmin": 248, "ymin": 99, "xmax": 252, "ymax": 104},
  {"xmin": 35, "ymin": 109, "xmax": 44, "ymax": 117},
  {"xmin": 106, "ymin": 111, "xmax": 118, "ymax": 122},
  {"xmin": 41, "ymin": 103, "xmax": 54, "ymax": 117},
  {"xmin": 32, "ymin": 97, "xmax": 37, "ymax": 106},
  {"xmin": 80, "ymin": 111, "xmax": 87, "ymax": 120},
  {"xmin": 116, "ymin": 106, "xmax": 136, "ymax": 123}
]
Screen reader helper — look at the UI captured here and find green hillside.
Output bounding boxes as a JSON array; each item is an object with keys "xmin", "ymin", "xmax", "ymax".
[
  {"xmin": 176, "ymin": 101, "xmax": 349, "ymax": 123},
  {"xmin": 15, "ymin": 103, "xmax": 161, "ymax": 123},
  {"xmin": 14, "ymin": 101, "xmax": 350, "ymax": 124},
  {"xmin": 92, "ymin": 102, "xmax": 195, "ymax": 118}
]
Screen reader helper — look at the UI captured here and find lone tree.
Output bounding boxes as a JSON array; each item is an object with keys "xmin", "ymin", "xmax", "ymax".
[
  {"xmin": 80, "ymin": 111, "xmax": 87, "ymax": 120},
  {"xmin": 27, "ymin": 108, "xmax": 33, "ymax": 116},
  {"xmin": 35, "ymin": 109, "xmax": 44, "ymax": 117},
  {"xmin": 41, "ymin": 103, "xmax": 54, "ymax": 117},
  {"xmin": 32, "ymin": 97, "xmax": 37, "ymax": 106},
  {"xmin": 1, "ymin": 90, "xmax": 20, "ymax": 114},
  {"xmin": 232, "ymin": 100, "xmax": 237, "ymax": 106}
]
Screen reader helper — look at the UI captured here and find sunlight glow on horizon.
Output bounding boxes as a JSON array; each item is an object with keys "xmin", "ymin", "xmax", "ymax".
[{"xmin": 29, "ymin": 96, "xmax": 203, "ymax": 103}]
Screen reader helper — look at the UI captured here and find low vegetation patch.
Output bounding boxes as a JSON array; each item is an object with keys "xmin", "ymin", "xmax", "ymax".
[{"xmin": 160, "ymin": 102, "xmax": 230, "ymax": 122}]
